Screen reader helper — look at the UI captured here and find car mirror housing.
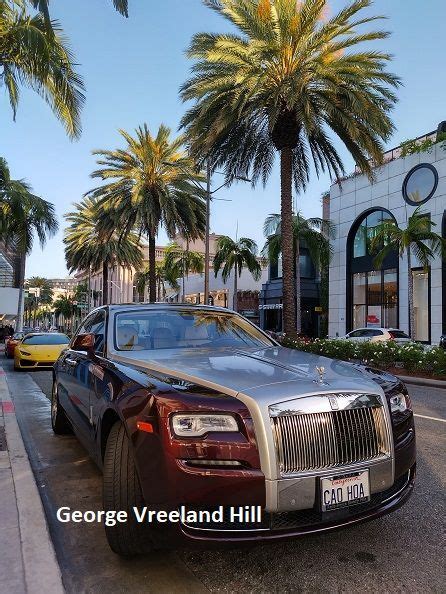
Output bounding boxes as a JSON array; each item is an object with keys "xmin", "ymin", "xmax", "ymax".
[{"xmin": 72, "ymin": 333, "xmax": 95, "ymax": 352}]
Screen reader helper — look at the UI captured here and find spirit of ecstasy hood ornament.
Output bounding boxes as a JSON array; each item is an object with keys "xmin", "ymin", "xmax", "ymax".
[{"xmin": 314, "ymin": 366, "xmax": 328, "ymax": 385}]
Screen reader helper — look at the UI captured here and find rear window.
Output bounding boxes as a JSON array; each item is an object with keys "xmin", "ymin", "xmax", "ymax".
[
  {"xmin": 389, "ymin": 330, "xmax": 409, "ymax": 339},
  {"xmin": 22, "ymin": 334, "xmax": 70, "ymax": 345}
]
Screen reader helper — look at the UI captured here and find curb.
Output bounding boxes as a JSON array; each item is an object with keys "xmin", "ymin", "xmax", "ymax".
[
  {"xmin": 0, "ymin": 368, "xmax": 64, "ymax": 594},
  {"xmin": 396, "ymin": 374, "xmax": 446, "ymax": 389}
]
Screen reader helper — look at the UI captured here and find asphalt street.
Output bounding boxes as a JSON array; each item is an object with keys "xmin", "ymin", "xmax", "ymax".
[{"xmin": 3, "ymin": 357, "xmax": 445, "ymax": 593}]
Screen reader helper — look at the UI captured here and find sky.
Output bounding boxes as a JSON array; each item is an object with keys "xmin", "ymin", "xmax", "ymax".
[{"xmin": 2, "ymin": 0, "xmax": 446, "ymax": 279}]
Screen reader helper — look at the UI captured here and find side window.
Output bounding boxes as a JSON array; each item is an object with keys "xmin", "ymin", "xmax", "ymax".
[
  {"xmin": 348, "ymin": 330, "xmax": 363, "ymax": 337},
  {"xmin": 370, "ymin": 329, "xmax": 382, "ymax": 336},
  {"xmin": 71, "ymin": 310, "xmax": 106, "ymax": 354},
  {"xmin": 71, "ymin": 314, "xmax": 95, "ymax": 345},
  {"xmin": 88, "ymin": 311, "xmax": 106, "ymax": 355}
]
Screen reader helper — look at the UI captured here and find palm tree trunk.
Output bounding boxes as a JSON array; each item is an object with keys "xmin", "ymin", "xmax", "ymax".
[
  {"xmin": 148, "ymin": 233, "xmax": 156, "ymax": 302},
  {"xmin": 102, "ymin": 262, "xmax": 109, "ymax": 305},
  {"xmin": 280, "ymin": 147, "xmax": 297, "ymax": 336},
  {"xmin": 233, "ymin": 270, "xmax": 238, "ymax": 312},
  {"xmin": 407, "ymin": 248, "xmax": 415, "ymax": 339},
  {"xmin": 295, "ymin": 238, "xmax": 301, "ymax": 335},
  {"xmin": 16, "ymin": 255, "xmax": 26, "ymax": 331}
]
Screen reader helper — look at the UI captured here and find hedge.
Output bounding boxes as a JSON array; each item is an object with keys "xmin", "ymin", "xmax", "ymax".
[{"xmin": 281, "ymin": 338, "xmax": 446, "ymax": 377}]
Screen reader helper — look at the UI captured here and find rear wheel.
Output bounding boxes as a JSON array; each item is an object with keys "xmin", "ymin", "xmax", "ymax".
[
  {"xmin": 51, "ymin": 381, "xmax": 72, "ymax": 434},
  {"xmin": 103, "ymin": 422, "xmax": 154, "ymax": 556}
]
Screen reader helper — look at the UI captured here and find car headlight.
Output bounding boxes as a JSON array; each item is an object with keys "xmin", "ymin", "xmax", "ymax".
[
  {"xmin": 389, "ymin": 392, "xmax": 411, "ymax": 414},
  {"xmin": 19, "ymin": 350, "xmax": 31, "ymax": 356},
  {"xmin": 171, "ymin": 413, "xmax": 238, "ymax": 437}
]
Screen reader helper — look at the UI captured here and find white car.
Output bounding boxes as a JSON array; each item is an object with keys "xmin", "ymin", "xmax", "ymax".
[{"xmin": 342, "ymin": 328, "xmax": 411, "ymax": 343}]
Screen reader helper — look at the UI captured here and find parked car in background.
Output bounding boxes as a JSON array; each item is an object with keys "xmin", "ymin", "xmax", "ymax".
[
  {"xmin": 342, "ymin": 328, "xmax": 411, "ymax": 344},
  {"xmin": 4, "ymin": 332, "xmax": 25, "ymax": 358},
  {"xmin": 51, "ymin": 304, "xmax": 415, "ymax": 556},
  {"xmin": 14, "ymin": 333, "xmax": 70, "ymax": 370},
  {"xmin": 439, "ymin": 335, "xmax": 446, "ymax": 349}
]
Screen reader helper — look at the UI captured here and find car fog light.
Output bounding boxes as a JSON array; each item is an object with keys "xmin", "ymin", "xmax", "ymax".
[
  {"xmin": 172, "ymin": 413, "xmax": 238, "ymax": 437},
  {"xmin": 186, "ymin": 459, "xmax": 243, "ymax": 467},
  {"xmin": 390, "ymin": 392, "xmax": 410, "ymax": 414}
]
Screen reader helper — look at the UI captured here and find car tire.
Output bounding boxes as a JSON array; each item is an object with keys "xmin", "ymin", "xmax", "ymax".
[
  {"xmin": 103, "ymin": 422, "xmax": 154, "ymax": 557},
  {"xmin": 51, "ymin": 381, "xmax": 73, "ymax": 435}
]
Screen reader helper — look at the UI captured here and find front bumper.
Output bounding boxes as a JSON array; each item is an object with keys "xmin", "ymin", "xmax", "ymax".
[
  {"xmin": 179, "ymin": 464, "xmax": 415, "ymax": 544},
  {"xmin": 149, "ymin": 426, "xmax": 415, "ymax": 547},
  {"xmin": 15, "ymin": 358, "xmax": 56, "ymax": 368}
]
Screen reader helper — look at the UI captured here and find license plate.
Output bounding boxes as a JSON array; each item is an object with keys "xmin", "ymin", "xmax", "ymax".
[{"xmin": 321, "ymin": 470, "xmax": 370, "ymax": 512}]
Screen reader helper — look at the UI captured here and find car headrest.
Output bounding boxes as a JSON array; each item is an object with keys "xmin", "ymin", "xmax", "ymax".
[
  {"xmin": 151, "ymin": 327, "xmax": 175, "ymax": 349},
  {"xmin": 184, "ymin": 324, "xmax": 208, "ymax": 342},
  {"xmin": 117, "ymin": 325, "xmax": 140, "ymax": 350}
]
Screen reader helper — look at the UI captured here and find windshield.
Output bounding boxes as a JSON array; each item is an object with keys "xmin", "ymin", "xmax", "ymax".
[
  {"xmin": 114, "ymin": 309, "xmax": 273, "ymax": 352},
  {"xmin": 12, "ymin": 333, "xmax": 24, "ymax": 340},
  {"xmin": 22, "ymin": 334, "xmax": 70, "ymax": 345}
]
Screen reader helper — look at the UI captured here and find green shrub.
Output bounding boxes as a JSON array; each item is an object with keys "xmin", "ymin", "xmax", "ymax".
[{"xmin": 281, "ymin": 337, "xmax": 446, "ymax": 377}]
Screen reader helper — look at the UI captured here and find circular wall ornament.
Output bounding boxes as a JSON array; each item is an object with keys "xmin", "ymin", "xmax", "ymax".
[{"xmin": 402, "ymin": 163, "xmax": 438, "ymax": 206}]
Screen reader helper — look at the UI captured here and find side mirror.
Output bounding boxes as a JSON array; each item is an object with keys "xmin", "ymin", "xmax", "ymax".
[{"xmin": 72, "ymin": 333, "xmax": 95, "ymax": 352}]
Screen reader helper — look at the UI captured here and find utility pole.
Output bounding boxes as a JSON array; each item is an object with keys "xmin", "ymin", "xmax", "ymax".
[{"xmin": 204, "ymin": 161, "xmax": 211, "ymax": 305}]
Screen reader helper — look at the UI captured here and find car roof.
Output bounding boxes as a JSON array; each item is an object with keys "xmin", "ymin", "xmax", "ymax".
[
  {"xmin": 95, "ymin": 303, "xmax": 234, "ymax": 314},
  {"xmin": 349, "ymin": 327, "xmax": 405, "ymax": 332}
]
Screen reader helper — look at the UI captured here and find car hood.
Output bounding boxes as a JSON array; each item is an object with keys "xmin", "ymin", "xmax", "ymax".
[{"xmin": 112, "ymin": 345, "xmax": 381, "ymax": 401}]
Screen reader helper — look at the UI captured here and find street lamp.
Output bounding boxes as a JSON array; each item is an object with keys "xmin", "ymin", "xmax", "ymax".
[
  {"xmin": 162, "ymin": 160, "xmax": 251, "ymax": 305},
  {"xmin": 204, "ymin": 163, "xmax": 251, "ymax": 304}
]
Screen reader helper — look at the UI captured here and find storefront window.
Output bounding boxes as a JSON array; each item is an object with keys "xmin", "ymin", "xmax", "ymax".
[
  {"xmin": 349, "ymin": 209, "xmax": 399, "ymax": 331},
  {"xmin": 412, "ymin": 269, "xmax": 429, "ymax": 341},
  {"xmin": 351, "ymin": 268, "xmax": 398, "ymax": 329},
  {"xmin": 383, "ymin": 269, "xmax": 398, "ymax": 328}
]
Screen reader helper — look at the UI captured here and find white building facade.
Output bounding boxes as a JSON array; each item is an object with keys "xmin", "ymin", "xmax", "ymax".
[{"xmin": 328, "ymin": 127, "xmax": 446, "ymax": 344}]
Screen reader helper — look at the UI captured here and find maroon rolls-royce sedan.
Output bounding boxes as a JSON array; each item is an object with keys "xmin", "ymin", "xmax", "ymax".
[{"xmin": 51, "ymin": 304, "xmax": 415, "ymax": 556}]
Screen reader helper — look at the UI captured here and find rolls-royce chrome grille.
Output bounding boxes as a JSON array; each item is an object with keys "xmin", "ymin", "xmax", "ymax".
[{"xmin": 270, "ymin": 394, "xmax": 391, "ymax": 475}]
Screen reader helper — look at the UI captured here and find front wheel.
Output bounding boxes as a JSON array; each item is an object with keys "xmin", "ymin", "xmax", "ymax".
[
  {"xmin": 103, "ymin": 422, "xmax": 154, "ymax": 556},
  {"xmin": 51, "ymin": 381, "xmax": 72, "ymax": 434}
]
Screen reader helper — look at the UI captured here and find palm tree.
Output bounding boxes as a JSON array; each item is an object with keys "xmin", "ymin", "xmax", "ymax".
[
  {"xmin": 164, "ymin": 243, "xmax": 204, "ymax": 301},
  {"xmin": 25, "ymin": 276, "xmax": 54, "ymax": 326},
  {"xmin": 135, "ymin": 261, "xmax": 180, "ymax": 302},
  {"xmin": 213, "ymin": 236, "xmax": 262, "ymax": 311},
  {"xmin": 371, "ymin": 207, "xmax": 445, "ymax": 339},
  {"xmin": 52, "ymin": 295, "xmax": 75, "ymax": 332},
  {"xmin": 64, "ymin": 196, "xmax": 143, "ymax": 305},
  {"xmin": 0, "ymin": 1, "xmax": 85, "ymax": 138},
  {"xmin": 0, "ymin": 157, "xmax": 58, "ymax": 330},
  {"xmin": 31, "ymin": 0, "xmax": 128, "ymax": 27},
  {"xmin": 26, "ymin": 276, "xmax": 54, "ymax": 304},
  {"xmin": 87, "ymin": 124, "xmax": 206, "ymax": 302},
  {"xmin": 180, "ymin": 0, "xmax": 399, "ymax": 336},
  {"xmin": 262, "ymin": 213, "xmax": 334, "ymax": 331}
]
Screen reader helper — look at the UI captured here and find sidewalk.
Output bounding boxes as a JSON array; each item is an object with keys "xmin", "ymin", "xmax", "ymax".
[{"xmin": 0, "ymin": 365, "xmax": 64, "ymax": 594}]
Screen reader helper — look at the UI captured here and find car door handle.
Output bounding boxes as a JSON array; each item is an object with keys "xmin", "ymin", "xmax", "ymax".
[{"xmin": 65, "ymin": 358, "xmax": 77, "ymax": 366}]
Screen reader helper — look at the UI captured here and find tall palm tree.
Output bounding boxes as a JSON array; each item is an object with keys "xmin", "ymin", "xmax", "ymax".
[
  {"xmin": 1, "ymin": 1, "xmax": 85, "ymax": 138},
  {"xmin": 64, "ymin": 196, "xmax": 143, "ymax": 305},
  {"xmin": 0, "ymin": 157, "xmax": 58, "ymax": 330},
  {"xmin": 164, "ymin": 243, "xmax": 204, "ymax": 301},
  {"xmin": 371, "ymin": 207, "xmax": 445, "ymax": 339},
  {"xmin": 87, "ymin": 124, "xmax": 206, "ymax": 302},
  {"xmin": 180, "ymin": 0, "xmax": 399, "ymax": 336},
  {"xmin": 262, "ymin": 212, "xmax": 334, "ymax": 331},
  {"xmin": 213, "ymin": 236, "xmax": 262, "ymax": 311}
]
